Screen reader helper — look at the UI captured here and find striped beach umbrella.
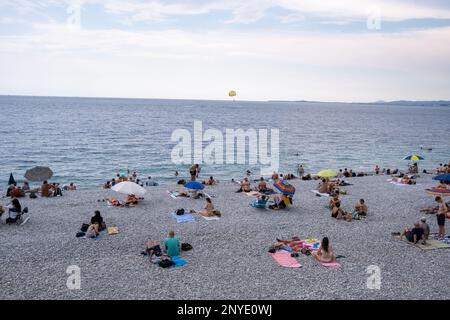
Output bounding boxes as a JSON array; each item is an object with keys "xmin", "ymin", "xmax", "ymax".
[
  {"xmin": 273, "ymin": 179, "xmax": 295, "ymax": 195},
  {"xmin": 426, "ymin": 188, "xmax": 450, "ymax": 197},
  {"xmin": 403, "ymin": 154, "xmax": 424, "ymax": 161}
]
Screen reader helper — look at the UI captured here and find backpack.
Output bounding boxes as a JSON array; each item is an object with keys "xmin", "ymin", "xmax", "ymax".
[
  {"xmin": 29, "ymin": 192, "xmax": 37, "ymax": 199},
  {"xmin": 177, "ymin": 179, "xmax": 186, "ymax": 185},
  {"xmin": 80, "ymin": 223, "xmax": 90, "ymax": 232},
  {"xmin": 76, "ymin": 232, "xmax": 85, "ymax": 238},
  {"xmin": 176, "ymin": 208, "xmax": 185, "ymax": 216},
  {"xmin": 181, "ymin": 243, "xmax": 193, "ymax": 251},
  {"xmin": 159, "ymin": 259, "xmax": 175, "ymax": 268}
]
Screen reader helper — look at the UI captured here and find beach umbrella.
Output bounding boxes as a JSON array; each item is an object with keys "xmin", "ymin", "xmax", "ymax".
[
  {"xmin": 317, "ymin": 169, "xmax": 337, "ymax": 178},
  {"xmin": 273, "ymin": 179, "xmax": 296, "ymax": 196},
  {"xmin": 111, "ymin": 181, "xmax": 147, "ymax": 196},
  {"xmin": 433, "ymin": 174, "xmax": 450, "ymax": 183},
  {"xmin": 184, "ymin": 181, "xmax": 204, "ymax": 190},
  {"xmin": 8, "ymin": 173, "xmax": 16, "ymax": 185},
  {"xmin": 426, "ymin": 188, "xmax": 450, "ymax": 197},
  {"xmin": 24, "ymin": 166, "xmax": 53, "ymax": 182},
  {"xmin": 403, "ymin": 155, "xmax": 424, "ymax": 161}
]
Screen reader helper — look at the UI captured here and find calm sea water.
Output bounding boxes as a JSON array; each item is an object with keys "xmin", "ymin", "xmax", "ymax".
[{"xmin": 1, "ymin": 96, "xmax": 449, "ymax": 187}]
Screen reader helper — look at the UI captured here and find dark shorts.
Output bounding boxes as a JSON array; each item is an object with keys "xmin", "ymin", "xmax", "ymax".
[{"xmin": 437, "ymin": 214, "xmax": 446, "ymax": 226}]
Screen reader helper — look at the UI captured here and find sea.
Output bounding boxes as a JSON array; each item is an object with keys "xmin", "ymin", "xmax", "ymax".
[{"xmin": 1, "ymin": 95, "xmax": 449, "ymax": 188}]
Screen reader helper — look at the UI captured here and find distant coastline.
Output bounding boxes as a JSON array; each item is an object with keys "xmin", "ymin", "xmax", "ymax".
[{"xmin": 1, "ymin": 95, "xmax": 449, "ymax": 106}]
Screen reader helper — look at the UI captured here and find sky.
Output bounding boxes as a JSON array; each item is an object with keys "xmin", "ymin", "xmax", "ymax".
[{"xmin": 1, "ymin": 0, "xmax": 450, "ymax": 102}]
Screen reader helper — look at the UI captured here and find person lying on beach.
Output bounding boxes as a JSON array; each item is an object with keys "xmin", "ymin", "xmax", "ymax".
[
  {"xmin": 126, "ymin": 194, "xmax": 139, "ymax": 205},
  {"xmin": 331, "ymin": 202, "xmax": 352, "ymax": 221},
  {"xmin": 91, "ymin": 210, "xmax": 105, "ymax": 231},
  {"xmin": 106, "ymin": 197, "xmax": 122, "ymax": 206},
  {"xmin": 352, "ymin": 199, "xmax": 368, "ymax": 219},
  {"xmin": 141, "ymin": 240, "xmax": 163, "ymax": 262},
  {"xmin": 199, "ymin": 197, "xmax": 221, "ymax": 217},
  {"xmin": 164, "ymin": 230, "xmax": 180, "ymax": 257},
  {"xmin": 236, "ymin": 178, "xmax": 252, "ymax": 193},
  {"xmin": 202, "ymin": 176, "xmax": 217, "ymax": 186},
  {"xmin": 86, "ymin": 222, "xmax": 100, "ymax": 239},
  {"xmin": 400, "ymin": 221, "xmax": 425, "ymax": 245},
  {"xmin": 268, "ymin": 195, "xmax": 292, "ymax": 210},
  {"xmin": 312, "ymin": 237, "xmax": 336, "ymax": 263}
]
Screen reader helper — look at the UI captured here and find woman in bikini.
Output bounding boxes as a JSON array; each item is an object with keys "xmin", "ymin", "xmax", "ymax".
[{"xmin": 312, "ymin": 237, "xmax": 336, "ymax": 263}]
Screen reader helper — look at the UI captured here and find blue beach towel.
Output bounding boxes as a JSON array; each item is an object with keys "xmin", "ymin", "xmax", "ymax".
[
  {"xmin": 171, "ymin": 256, "xmax": 187, "ymax": 267},
  {"xmin": 171, "ymin": 212, "xmax": 195, "ymax": 223}
]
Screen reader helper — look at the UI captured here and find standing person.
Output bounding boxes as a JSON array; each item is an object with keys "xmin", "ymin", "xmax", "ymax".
[
  {"xmin": 435, "ymin": 196, "xmax": 448, "ymax": 240},
  {"xmin": 164, "ymin": 230, "xmax": 180, "ymax": 257},
  {"xmin": 375, "ymin": 165, "xmax": 380, "ymax": 175},
  {"xmin": 189, "ymin": 164, "xmax": 199, "ymax": 181},
  {"xmin": 297, "ymin": 164, "xmax": 305, "ymax": 177}
]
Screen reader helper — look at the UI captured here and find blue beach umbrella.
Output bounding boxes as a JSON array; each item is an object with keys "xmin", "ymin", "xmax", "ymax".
[
  {"xmin": 433, "ymin": 174, "xmax": 450, "ymax": 183},
  {"xmin": 184, "ymin": 181, "xmax": 204, "ymax": 190}
]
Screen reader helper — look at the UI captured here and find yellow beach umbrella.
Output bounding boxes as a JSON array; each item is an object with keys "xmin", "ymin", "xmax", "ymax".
[{"xmin": 317, "ymin": 169, "xmax": 337, "ymax": 178}]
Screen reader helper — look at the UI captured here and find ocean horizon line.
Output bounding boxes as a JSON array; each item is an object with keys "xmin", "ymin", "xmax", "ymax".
[{"xmin": 1, "ymin": 94, "xmax": 449, "ymax": 106}]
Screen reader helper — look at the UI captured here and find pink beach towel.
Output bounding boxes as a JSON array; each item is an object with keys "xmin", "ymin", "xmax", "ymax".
[{"xmin": 270, "ymin": 251, "xmax": 302, "ymax": 268}]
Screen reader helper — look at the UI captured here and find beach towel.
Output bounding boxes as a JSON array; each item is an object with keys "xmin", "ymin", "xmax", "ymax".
[
  {"xmin": 166, "ymin": 190, "xmax": 179, "ymax": 199},
  {"xmin": 204, "ymin": 192, "xmax": 215, "ymax": 198},
  {"xmin": 245, "ymin": 191, "xmax": 261, "ymax": 197},
  {"xmin": 319, "ymin": 260, "xmax": 341, "ymax": 268},
  {"xmin": 397, "ymin": 236, "xmax": 450, "ymax": 250},
  {"xmin": 107, "ymin": 226, "xmax": 119, "ymax": 235},
  {"xmin": 171, "ymin": 256, "xmax": 187, "ymax": 267},
  {"xmin": 311, "ymin": 190, "xmax": 330, "ymax": 197},
  {"xmin": 171, "ymin": 212, "xmax": 195, "ymax": 223},
  {"xmin": 200, "ymin": 215, "xmax": 220, "ymax": 221},
  {"xmin": 270, "ymin": 251, "xmax": 302, "ymax": 268}
]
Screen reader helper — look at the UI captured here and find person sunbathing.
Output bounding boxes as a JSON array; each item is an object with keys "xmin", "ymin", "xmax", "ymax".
[
  {"xmin": 269, "ymin": 194, "xmax": 292, "ymax": 210},
  {"xmin": 400, "ymin": 221, "xmax": 425, "ymax": 245},
  {"xmin": 141, "ymin": 240, "xmax": 163, "ymax": 262},
  {"xmin": 202, "ymin": 176, "xmax": 217, "ymax": 186},
  {"xmin": 106, "ymin": 197, "xmax": 122, "ymax": 206},
  {"xmin": 126, "ymin": 194, "xmax": 139, "ymax": 205},
  {"xmin": 329, "ymin": 194, "xmax": 340, "ymax": 209},
  {"xmin": 353, "ymin": 199, "xmax": 368, "ymax": 219},
  {"xmin": 236, "ymin": 178, "xmax": 252, "ymax": 193},
  {"xmin": 312, "ymin": 237, "xmax": 336, "ymax": 263},
  {"xmin": 318, "ymin": 179, "xmax": 329, "ymax": 194},
  {"xmin": 199, "ymin": 197, "xmax": 221, "ymax": 217},
  {"xmin": 86, "ymin": 222, "xmax": 100, "ymax": 239},
  {"xmin": 251, "ymin": 195, "xmax": 268, "ymax": 208},
  {"xmin": 331, "ymin": 202, "xmax": 352, "ymax": 221}
]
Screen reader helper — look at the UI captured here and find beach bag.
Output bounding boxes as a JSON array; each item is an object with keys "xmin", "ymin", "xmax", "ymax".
[
  {"xmin": 76, "ymin": 232, "xmax": 85, "ymax": 238},
  {"xmin": 177, "ymin": 179, "xmax": 186, "ymax": 185},
  {"xmin": 29, "ymin": 192, "xmax": 37, "ymax": 199},
  {"xmin": 181, "ymin": 243, "xmax": 193, "ymax": 251},
  {"xmin": 159, "ymin": 259, "xmax": 174, "ymax": 268},
  {"xmin": 81, "ymin": 223, "xmax": 89, "ymax": 232},
  {"xmin": 176, "ymin": 208, "xmax": 185, "ymax": 216}
]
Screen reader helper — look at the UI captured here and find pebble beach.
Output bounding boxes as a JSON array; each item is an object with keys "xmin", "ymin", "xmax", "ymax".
[{"xmin": 0, "ymin": 174, "xmax": 449, "ymax": 300}]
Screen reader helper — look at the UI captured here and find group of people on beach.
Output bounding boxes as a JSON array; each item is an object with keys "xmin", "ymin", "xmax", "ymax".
[{"xmin": 6, "ymin": 180, "xmax": 76, "ymax": 199}]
